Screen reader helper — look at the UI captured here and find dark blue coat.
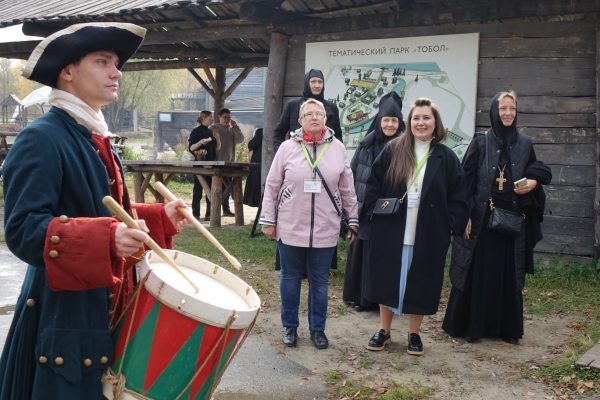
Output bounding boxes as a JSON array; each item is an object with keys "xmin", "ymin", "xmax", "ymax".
[{"xmin": 0, "ymin": 108, "xmax": 171, "ymax": 400}]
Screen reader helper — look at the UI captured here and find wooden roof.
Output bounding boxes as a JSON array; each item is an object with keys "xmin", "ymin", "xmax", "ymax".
[
  {"xmin": 0, "ymin": 0, "xmax": 598, "ymax": 70},
  {"xmin": 0, "ymin": 0, "xmax": 400, "ymax": 69}
]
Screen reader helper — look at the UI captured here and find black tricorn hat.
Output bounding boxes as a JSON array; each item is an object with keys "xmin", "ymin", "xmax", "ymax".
[{"xmin": 21, "ymin": 22, "xmax": 146, "ymax": 88}]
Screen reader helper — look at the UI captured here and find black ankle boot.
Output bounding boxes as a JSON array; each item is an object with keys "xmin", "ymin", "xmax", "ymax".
[{"xmin": 282, "ymin": 327, "xmax": 297, "ymax": 347}]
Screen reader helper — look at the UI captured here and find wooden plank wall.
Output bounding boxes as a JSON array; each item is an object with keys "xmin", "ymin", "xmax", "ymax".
[{"xmin": 282, "ymin": 18, "xmax": 597, "ymax": 256}]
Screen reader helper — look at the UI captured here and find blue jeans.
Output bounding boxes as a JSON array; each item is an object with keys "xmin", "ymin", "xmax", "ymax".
[{"xmin": 277, "ymin": 241, "xmax": 335, "ymax": 332}]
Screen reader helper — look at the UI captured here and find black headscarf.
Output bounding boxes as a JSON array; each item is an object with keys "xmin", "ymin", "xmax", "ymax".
[
  {"xmin": 372, "ymin": 95, "xmax": 403, "ymax": 155},
  {"xmin": 367, "ymin": 91, "xmax": 406, "ymax": 134},
  {"xmin": 489, "ymin": 91, "xmax": 518, "ymax": 157},
  {"xmin": 302, "ymin": 69, "xmax": 325, "ymax": 103}
]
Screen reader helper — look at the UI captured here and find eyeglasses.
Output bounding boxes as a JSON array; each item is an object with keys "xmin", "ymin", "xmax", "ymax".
[{"xmin": 302, "ymin": 112, "xmax": 325, "ymax": 119}]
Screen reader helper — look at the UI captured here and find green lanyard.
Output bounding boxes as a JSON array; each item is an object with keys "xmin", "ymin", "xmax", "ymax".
[
  {"xmin": 300, "ymin": 141, "xmax": 330, "ymax": 172},
  {"xmin": 412, "ymin": 152, "xmax": 429, "ymax": 189}
]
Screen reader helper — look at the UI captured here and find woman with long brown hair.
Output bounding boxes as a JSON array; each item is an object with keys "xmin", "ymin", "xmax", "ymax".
[{"xmin": 363, "ymin": 98, "xmax": 468, "ymax": 356}]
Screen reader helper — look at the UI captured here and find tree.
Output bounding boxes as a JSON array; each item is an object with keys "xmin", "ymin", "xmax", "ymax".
[
  {"xmin": 0, "ymin": 58, "xmax": 19, "ymax": 101},
  {"xmin": 103, "ymin": 69, "xmax": 180, "ymax": 133}
]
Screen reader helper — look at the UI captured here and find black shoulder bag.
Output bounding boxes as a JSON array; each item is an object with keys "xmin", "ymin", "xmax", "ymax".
[
  {"xmin": 309, "ymin": 161, "xmax": 358, "ymax": 239},
  {"xmin": 484, "ymin": 132, "xmax": 524, "ymax": 237}
]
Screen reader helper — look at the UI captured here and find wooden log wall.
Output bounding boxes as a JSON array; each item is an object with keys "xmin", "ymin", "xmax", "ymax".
[{"xmin": 280, "ymin": 18, "xmax": 597, "ymax": 256}]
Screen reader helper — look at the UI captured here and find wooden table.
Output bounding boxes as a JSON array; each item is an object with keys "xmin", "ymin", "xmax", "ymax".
[{"xmin": 122, "ymin": 160, "xmax": 259, "ymax": 227}]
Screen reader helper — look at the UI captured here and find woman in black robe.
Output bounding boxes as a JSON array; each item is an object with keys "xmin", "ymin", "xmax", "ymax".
[
  {"xmin": 442, "ymin": 91, "xmax": 551, "ymax": 344},
  {"xmin": 343, "ymin": 94, "xmax": 404, "ymax": 311}
]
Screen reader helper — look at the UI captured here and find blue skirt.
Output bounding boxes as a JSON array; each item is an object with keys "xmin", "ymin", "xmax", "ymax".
[{"xmin": 384, "ymin": 244, "xmax": 413, "ymax": 315}]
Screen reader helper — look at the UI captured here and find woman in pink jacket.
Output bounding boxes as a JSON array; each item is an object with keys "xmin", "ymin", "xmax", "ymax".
[{"xmin": 261, "ymin": 98, "xmax": 359, "ymax": 350}]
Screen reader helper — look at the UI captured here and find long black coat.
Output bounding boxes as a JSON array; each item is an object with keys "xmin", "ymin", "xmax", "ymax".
[{"xmin": 364, "ymin": 143, "xmax": 469, "ymax": 315}]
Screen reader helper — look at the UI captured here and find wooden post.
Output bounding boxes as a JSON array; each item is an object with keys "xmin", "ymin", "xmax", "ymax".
[
  {"xmin": 214, "ymin": 66, "xmax": 226, "ymax": 116},
  {"xmin": 594, "ymin": 14, "xmax": 600, "ymax": 263},
  {"xmin": 232, "ymin": 177, "xmax": 244, "ymax": 226},
  {"xmin": 262, "ymin": 32, "xmax": 289, "ymax": 188},
  {"xmin": 211, "ymin": 176, "xmax": 223, "ymax": 228}
]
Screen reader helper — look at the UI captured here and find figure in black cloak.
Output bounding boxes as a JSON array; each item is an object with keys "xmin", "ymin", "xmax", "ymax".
[
  {"xmin": 442, "ymin": 91, "xmax": 552, "ymax": 345},
  {"xmin": 243, "ymin": 128, "xmax": 262, "ymax": 207},
  {"xmin": 272, "ymin": 69, "xmax": 343, "ymax": 271},
  {"xmin": 342, "ymin": 93, "xmax": 405, "ymax": 312},
  {"xmin": 273, "ymin": 69, "xmax": 342, "ymax": 152},
  {"xmin": 363, "ymin": 98, "xmax": 468, "ymax": 356}
]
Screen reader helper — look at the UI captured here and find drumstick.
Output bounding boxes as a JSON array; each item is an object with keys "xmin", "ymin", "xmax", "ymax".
[
  {"xmin": 154, "ymin": 181, "xmax": 242, "ymax": 270},
  {"xmin": 102, "ymin": 196, "xmax": 200, "ymax": 292}
]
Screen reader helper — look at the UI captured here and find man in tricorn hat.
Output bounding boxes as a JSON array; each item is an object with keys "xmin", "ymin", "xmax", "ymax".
[{"xmin": 0, "ymin": 23, "xmax": 188, "ymax": 400}]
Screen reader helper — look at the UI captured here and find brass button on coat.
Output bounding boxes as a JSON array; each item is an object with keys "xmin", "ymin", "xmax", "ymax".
[
  {"xmin": 108, "ymin": 310, "xmax": 114, "ymax": 316},
  {"xmin": 39, "ymin": 356, "xmax": 47, "ymax": 364},
  {"xmin": 49, "ymin": 250, "xmax": 59, "ymax": 259},
  {"xmin": 100, "ymin": 356, "xmax": 109, "ymax": 364},
  {"xmin": 55, "ymin": 357, "xmax": 64, "ymax": 366},
  {"xmin": 108, "ymin": 293, "xmax": 115, "ymax": 300},
  {"xmin": 59, "ymin": 215, "xmax": 68, "ymax": 223},
  {"xmin": 26, "ymin": 299, "xmax": 35, "ymax": 307},
  {"xmin": 83, "ymin": 359, "xmax": 92, "ymax": 367},
  {"xmin": 51, "ymin": 236, "xmax": 60, "ymax": 244},
  {"xmin": 109, "ymin": 179, "xmax": 115, "ymax": 186}
]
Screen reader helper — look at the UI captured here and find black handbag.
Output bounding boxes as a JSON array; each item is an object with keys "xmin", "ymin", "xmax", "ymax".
[
  {"xmin": 487, "ymin": 197, "xmax": 523, "ymax": 237},
  {"xmin": 484, "ymin": 132, "xmax": 524, "ymax": 237},
  {"xmin": 372, "ymin": 198, "xmax": 402, "ymax": 217}
]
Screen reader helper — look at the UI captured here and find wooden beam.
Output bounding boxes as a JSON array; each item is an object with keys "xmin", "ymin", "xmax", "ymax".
[
  {"xmin": 223, "ymin": 66, "xmax": 254, "ymax": 99},
  {"xmin": 594, "ymin": 13, "xmax": 600, "ymax": 262},
  {"xmin": 273, "ymin": 0, "xmax": 600, "ymax": 36},
  {"xmin": 122, "ymin": 58, "xmax": 268, "ymax": 71},
  {"xmin": 307, "ymin": 1, "xmax": 396, "ymax": 18},
  {"xmin": 187, "ymin": 68, "xmax": 215, "ymax": 97},
  {"xmin": 141, "ymin": 44, "xmax": 222, "ymax": 59},
  {"xmin": 202, "ymin": 62, "xmax": 219, "ymax": 93},
  {"xmin": 144, "ymin": 25, "xmax": 270, "ymax": 45},
  {"xmin": 262, "ymin": 32, "xmax": 289, "ymax": 187}
]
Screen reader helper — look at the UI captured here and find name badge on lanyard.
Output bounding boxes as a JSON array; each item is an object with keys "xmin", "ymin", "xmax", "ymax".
[
  {"xmin": 304, "ymin": 179, "xmax": 322, "ymax": 193},
  {"xmin": 407, "ymin": 193, "xmax": 420, "ymax": 208}
]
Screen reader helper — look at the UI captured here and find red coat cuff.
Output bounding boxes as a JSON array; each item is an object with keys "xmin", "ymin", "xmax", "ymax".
[
  {"xmin": 132, "ymin": 203, "xmax": 178, "ymax": 249},
  {"xmin": 44, "ymin": 216, "xmax": 123, "ymax": 291}
]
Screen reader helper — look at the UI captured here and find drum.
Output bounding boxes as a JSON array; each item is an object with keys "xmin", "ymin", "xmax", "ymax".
[{"xmin": 102, "ymin": 250, "xmax": 260, "ymax": 400}]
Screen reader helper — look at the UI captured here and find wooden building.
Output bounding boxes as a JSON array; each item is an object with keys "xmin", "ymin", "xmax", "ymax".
[{"xmin": 0, "ymin": 0, "xmax": 599, "ymax": 257}]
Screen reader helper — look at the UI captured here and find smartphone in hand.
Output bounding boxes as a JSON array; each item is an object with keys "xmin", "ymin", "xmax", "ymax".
[{"xmin": 514, "ymin": 178, "xmax": 527, "ymax": 188}]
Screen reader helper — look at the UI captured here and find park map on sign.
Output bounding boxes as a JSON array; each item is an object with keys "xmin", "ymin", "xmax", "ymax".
[{"xmin": 325, "ymin": 63, "xmax": 473, "ymax": 159}]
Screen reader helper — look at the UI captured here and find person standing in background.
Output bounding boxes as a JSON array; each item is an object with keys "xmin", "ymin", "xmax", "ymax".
[
  {"xmin": 343, "ymin": 94, "xmax": 404, "ymax": 312},
  {"xmin": 189, "ymin": 110, "xmax": 221, "ymax": 221},
  {"xmin": 273, "ymin": 69, "xmax": 342, "ymax": 153},
  {"xmin": 243, "ymin": 128, "xmax": 263, "ymax": 208},
  {"xmin": 210, "ymin": 108, "xmax": 244, "ymax": 217}
]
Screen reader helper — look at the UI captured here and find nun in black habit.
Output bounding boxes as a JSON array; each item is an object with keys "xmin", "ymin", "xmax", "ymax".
[
  {"xmin": 272, "ymin": 69, "xmax": 342, "ymax": 152},
  {"xmin": 342, "ymin": 93, "xmax": 404, "ymax": 311},
  {"xmin": 442, "ymin": 91, "xmax": 551, "ymax": 344}
]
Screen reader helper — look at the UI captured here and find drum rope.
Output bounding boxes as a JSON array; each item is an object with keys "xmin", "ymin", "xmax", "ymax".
[
  {"xmin": 174, "ymin": 311, "xmax": 236, "ymax": 400},
  {"xmin": 210, "ymin": 309, "xmax": 260, "ymax": 395},
  {"xmin": 102, "ymin": 270, "xmax": 152, "ymax": 400}
]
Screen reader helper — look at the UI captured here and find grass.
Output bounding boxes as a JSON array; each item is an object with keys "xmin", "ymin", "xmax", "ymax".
[
  {"xmin": 332, "ymin": 379, "xmax": 433, "ymax": 400},
  {"xmin": 518, "ymin": 258, "xmax": 600, "ymax": 397}
]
